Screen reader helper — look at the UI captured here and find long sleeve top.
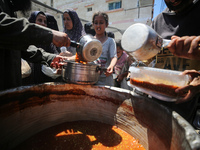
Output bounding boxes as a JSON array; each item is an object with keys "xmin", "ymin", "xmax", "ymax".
[{"xmin": 0, "ymin": 3, "xmax": 56, "ymax": 90}]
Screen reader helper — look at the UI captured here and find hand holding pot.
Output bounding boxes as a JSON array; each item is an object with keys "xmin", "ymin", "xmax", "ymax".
[
  {"xmin": 167, "ymin": 35, "xmax": 200, "ymax": 60},
  {"xmin": 52, "ymin": 30, "xmax": 71, "ymax": 47}
]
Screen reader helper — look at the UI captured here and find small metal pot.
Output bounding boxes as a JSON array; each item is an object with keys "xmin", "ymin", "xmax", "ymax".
[
  {"xmin": 62, "ymin": 61, "xmax": 102, "ymax": 84},
  {"xmin": 70, "ymin": 35, "xmax": 102, "ymax": 62},
  {"xmin": 121, "ymin": 23, "xmax": 170, "ymax": 61}
]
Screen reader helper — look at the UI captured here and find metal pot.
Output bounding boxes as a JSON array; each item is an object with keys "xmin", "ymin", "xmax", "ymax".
[
  {"xmin": 121, "ymin": 23, "xmax": 170, "ymax": 61},
  {"xmin": 62, "ymin": 61, "xmax": 104, "ymax": 84},
  {"xmin": 70, "ymin": 34, "xmax": 102, "ymax": 62}
]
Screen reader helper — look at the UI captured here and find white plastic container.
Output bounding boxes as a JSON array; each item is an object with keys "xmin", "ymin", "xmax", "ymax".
[{"xmin": 128, "ymin": 66, "xmax": 191, "ymax": 101}]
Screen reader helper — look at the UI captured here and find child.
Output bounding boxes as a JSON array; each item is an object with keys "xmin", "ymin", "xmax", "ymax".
[
  {"xmin": 113, "ymin": 39, "xmax": 128, "ymax": 87},
  {"xmin": 92, "ymin": 11, "xmax": 117, "ymax": 86}
]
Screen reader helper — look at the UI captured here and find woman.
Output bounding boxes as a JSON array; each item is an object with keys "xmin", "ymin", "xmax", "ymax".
[
  {"xmin": 24, "ymin": 11, "xmax": 61, "ymax": 85},
  {"xmin": 63, "ymin": 9, "xmax": 85, "ymax": 55}
]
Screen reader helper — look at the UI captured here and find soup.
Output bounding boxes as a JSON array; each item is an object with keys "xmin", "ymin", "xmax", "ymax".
[{"xmin": 14, "ymin": 120, "xmax": 145, "ymax": 150}]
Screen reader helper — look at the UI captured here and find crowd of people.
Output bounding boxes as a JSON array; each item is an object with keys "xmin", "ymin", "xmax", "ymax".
[{"xmin": 0, "ymin": 0, "xmax": 200, "ymax": 130}]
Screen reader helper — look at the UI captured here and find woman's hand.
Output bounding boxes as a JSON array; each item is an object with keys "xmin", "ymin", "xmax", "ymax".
[
  {"xmin": 176, "ymin": 70, "xmax": 200, "ymax": 103},
  {"xmin": 167, "ymin": 35, "xmax": 200, "ymax": 60}
]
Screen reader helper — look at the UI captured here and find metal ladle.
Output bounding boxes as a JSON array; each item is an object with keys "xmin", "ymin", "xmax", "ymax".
[
  {"xmin": 121, "ymin": 23, "xmax": 170, "ymax": 61},
  {"xmin": 70, "ymin": 35, "xmax": 102, "ymax": 62}
]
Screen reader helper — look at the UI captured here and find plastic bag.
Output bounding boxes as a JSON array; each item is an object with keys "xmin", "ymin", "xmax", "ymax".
[
  {"xmin": 21, "ymin": 59, "xmax": 31, "ymax": 78},
  {"xmin": 41, "ymin": 65, "xmax": 61, "ymax": 79}
]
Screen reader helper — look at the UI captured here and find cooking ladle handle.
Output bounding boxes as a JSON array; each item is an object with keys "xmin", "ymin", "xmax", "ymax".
[
  {"xmin": 70, "ymin": 40, "xmax": 81, "ymax": 48},
  {"xmin": 161, "ymin": 39, "xmax": 171, "ymax": 50}
]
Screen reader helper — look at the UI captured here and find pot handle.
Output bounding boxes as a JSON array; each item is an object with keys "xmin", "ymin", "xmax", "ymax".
[
  {"xmin": 70, "ymin": 40, "xmax": 81, "ymax": 48},
  {"xmin": 96, "ymin": 66, "xmax": 107, "ymax": 72},
  {"xmin": 161, "ymin": 39, "xmax": 171, "ymax": 50}
]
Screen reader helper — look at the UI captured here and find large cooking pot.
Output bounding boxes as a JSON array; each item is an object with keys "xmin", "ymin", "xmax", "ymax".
[
  {"xmin": 0, "ymin": 83, "xmax": 200, "ymax": 150},
  {"xmin": 70, "ymin": 34, "xmax": 102, "ymax": 62},
  {"xmin": 121, "ymin": 23, "xmax": 171, "ymax": 61},
  {"xmin": 62, "ymin": 61, "xmax": 105, "ymax": 84}
]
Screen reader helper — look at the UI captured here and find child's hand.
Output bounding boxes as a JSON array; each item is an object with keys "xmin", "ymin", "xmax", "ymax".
[
  {"xmin": 117, "ymin": 74, "xmax": 124, "ymax": 82},
  {"xmin": 104, "ymin": 66, "xmax": 113, "ymax": 77}
]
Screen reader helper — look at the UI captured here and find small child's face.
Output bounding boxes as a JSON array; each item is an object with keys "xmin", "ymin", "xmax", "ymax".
[
  {"xmin": 117, "ymin": 46, "xmax": 123, "ymax": 58},
  {"xmin": 93, "ymin": 15, "xmax": 107, "ymax": 35}
]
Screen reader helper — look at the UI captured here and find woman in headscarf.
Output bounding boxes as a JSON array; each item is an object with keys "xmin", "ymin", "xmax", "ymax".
[
  {"xmin": 28, "ymin": 11, "xmax": 60, "ymax": 55},
  {"xmin": 46, "ymin": 13, "xmax": 59, "ymax": 31},
  {"xmin": 63, "ymin": 8, "xmax": 86, "ymax": 55},
  {"xmin": 23, "ymin": 11, "xmax": 61, "ymax": 85}
]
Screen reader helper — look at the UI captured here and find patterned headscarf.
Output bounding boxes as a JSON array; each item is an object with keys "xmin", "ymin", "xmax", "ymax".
[
  {"xmin": 63, "ymin": 9, "xmax": 85, "ymax": 42},
  {"xmin": 28, "ymin": 11, "xmax": 46, "ymax": 23}
]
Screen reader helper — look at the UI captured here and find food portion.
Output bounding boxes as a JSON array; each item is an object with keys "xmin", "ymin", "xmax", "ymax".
[
  {"xmin": 75, "ymin": 52, "xmax": 87, "ymax": 64},
  {"xmin": 130, "ymin": 78, "xmax": 186, "ymax": 97},
  {"xmin": 14, "ymin": 120, "xmax": 145, "ymax": 150},
  {"xmin": 128, "ymin": 66, "xmax": 190, "ymax": 98}
]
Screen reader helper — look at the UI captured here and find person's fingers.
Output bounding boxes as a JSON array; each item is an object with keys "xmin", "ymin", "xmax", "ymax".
[
  {"xmin": 176, "ymin": 91, "xmax": 193, "ymax": 104},
  {"xmin": 188, "ymin": 36, "xmax": 200, "ymax": 54},
  {"xmin": 175, "ymin": 85, "xmax": 194, "ymax": 103},
  {"xmin": 175, "ymin": 85, "xmax": 192, "ymax": 93},
  {"xmin": 182, "ymin": 36, "xmax": 196, "ymax": 53},
  {"xmin": 167, "ymin": 39, "xmax": 176, "ymax": 54},
  {"xmin": 173, "ymin": 37, "xmax": 186, "ymax": 56},
  {"xmin": 181, "ymin": 69, "xmax": 197, "ymax": 75},
  {"xmin": 171, "ymin": 35, "xmax": 179, "ymax": 40}
]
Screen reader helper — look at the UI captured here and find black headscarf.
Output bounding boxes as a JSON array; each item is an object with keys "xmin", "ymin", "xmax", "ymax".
[
  {"xmin": 46, "ymin": 13, "xmax": 59, "ymax": 31},
  {"xmin": 28, "ymin": 11, "xmax": 46, "ymax": 23}
]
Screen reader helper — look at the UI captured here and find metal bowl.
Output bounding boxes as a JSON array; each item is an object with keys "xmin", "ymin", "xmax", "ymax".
[
  {"xmin": 62, "ymin": 61, "xmax": 100, "ymax": 84},
  {"xmin": 0, "ymin": 83, "xmax": 200, "ymax": 150}
]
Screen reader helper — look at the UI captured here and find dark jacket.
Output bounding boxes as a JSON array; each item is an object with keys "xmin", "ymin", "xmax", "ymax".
[
  {"xmin": 151, "ymin": 1, "xmax": 200, "ymax": 124},
  {"xmin": 0, "ymin": 0, "xmax": 56, "ymax": 91}
]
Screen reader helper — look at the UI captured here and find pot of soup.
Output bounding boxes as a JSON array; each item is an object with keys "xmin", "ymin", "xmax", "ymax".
[
  {"xmin": 62, "ymin": 61, "xmax": 106, "ymax": 85},
  {"xmin": 0, "ymin": 83, "xmax": 200, "ymax": 150}
]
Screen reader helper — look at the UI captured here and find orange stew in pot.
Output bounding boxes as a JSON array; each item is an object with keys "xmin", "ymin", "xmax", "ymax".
[
  {"xmin": 15, "ymin": 120, "xmax": 145, "ymax": 150},
  {"xmin": 75, "ymin": 53, "xmax": 87, "ymax": 64}
]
